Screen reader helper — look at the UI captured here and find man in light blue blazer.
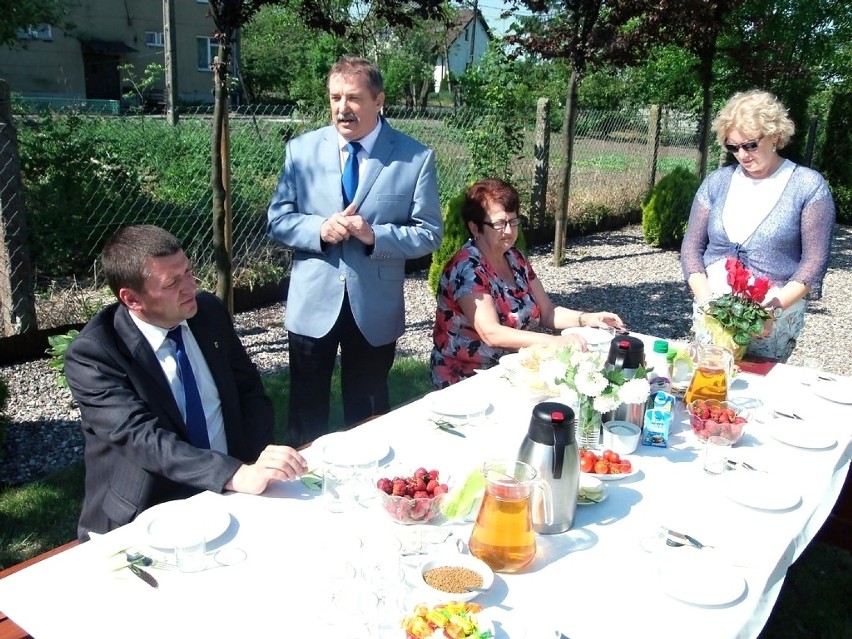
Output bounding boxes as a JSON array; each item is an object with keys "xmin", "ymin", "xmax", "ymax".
[{"xmin": 267, "ymin": 57, "xmax": 442, "ymax": 446}]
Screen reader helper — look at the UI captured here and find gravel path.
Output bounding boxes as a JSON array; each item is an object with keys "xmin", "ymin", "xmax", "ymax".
[{"xmin": 2, "ymin": 224, "xmax": 850, "ymax": 486}]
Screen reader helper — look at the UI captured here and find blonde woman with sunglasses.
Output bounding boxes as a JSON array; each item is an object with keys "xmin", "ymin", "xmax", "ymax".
[{"xmin": 680, "ymin": 90, "xmax": 836, "ymax": 362}]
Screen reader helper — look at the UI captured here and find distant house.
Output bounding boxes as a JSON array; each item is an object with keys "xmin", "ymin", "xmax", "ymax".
[
  {"xmin": 433, "ymin": 9, "xmax": 492, "ymax": 92},
  {"xmin": 0, "ymin": 0, "xmax": 219, "ymax": 108}
]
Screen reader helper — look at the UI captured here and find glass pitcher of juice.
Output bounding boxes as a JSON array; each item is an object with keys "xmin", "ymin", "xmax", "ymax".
[
  {"xmin": 469, "ymin": 460, "xmax": 552, "ymax": 573},
  {"xmin": 684, "ymin": 344, "xmax": 733, "ymax": 404}
]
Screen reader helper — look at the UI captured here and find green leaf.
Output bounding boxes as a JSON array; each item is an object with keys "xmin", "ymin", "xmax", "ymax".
[{"xmin": 300, "ymin": 471, "xmax": 322, "ymax": 491}]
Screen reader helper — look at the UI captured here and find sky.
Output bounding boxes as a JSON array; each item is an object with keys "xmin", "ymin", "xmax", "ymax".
[{"xmin": 475, "ymin": 1, "xmax": 528, "ymax": 37}]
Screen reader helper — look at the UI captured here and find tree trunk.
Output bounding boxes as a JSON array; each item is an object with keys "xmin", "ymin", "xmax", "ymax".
[
  {"xmin": 554, "ymin": 68, "xmax": 579, "ymax": 266},
  {"xmin": 211, "ymin": 44, "xmax": 233, "ymax": 315},
  {"xmin": 696, "ymin": 46, "xmax": 716, "ymax": 181}
]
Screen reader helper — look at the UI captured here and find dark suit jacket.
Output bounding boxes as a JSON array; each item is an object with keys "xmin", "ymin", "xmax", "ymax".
[{"xmin": 64, "ymin": 292, "xmax": 274, "ymax": 540}]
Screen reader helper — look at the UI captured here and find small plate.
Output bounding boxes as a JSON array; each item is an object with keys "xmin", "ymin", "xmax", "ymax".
[
  {"xmin": 137, "ymin": 499, "xmax": 231, "ymax": 549},
  {"xmin": 577, "ymin": 476, "xmax": 608, "ymax": 505},
  {"xmin": 810, "ymin": 378, "xmax": 852, "ymax": 404},
  {"xmin": 498, "ymin": 352, "xmax": 524, "ymax": 371},
  {"xmin": 583, "ymin": 457, "xmax": 638, "ymax": 481},
  {"xmin": 658, "ymin": 558, "xmax": 746, "ymax": 606},
  {"xmin": 768, "ymin": 418, "xmax": 837, "ymax": 450},
  {"xmin": 560, "ymin": 326, "xmax": 613, "ymax": 348},
  {"xmin": 319, "ymin": 432, "xmax": 390, "ymax": 466},
  {"xmin": 723, "ymin": 473, "xmax": 800, "ymax": 511},
  {"xmin": 428, "ymin": 390, "xmax": 490, "ymax": 417}
]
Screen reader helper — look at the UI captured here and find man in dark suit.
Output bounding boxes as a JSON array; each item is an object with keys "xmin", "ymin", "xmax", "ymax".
[
  {"xmin": 267, "ymin": 56, "xmax": 442, "ymax": 447},
  {"xmin": 65, "ymin": 225, "xmax": 307, "ymax": 541}
]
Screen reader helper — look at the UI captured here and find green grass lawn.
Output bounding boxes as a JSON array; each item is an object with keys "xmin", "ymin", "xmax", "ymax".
[{"xmin": 1, "ymin": 356, "xmax": 849, "ymax": 638}]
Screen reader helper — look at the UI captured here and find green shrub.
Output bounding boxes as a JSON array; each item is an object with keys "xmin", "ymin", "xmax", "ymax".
[
  {"xmin": 46, "ymin": 330, "xmax": 79, "ymax": 388},
  {"xmin": 821, "ymin": 89, "xmax": 852, "ymax": 225},
  {"xmin": 831, "ymin": 184, "xmax": 851, "ymax": 225},
  {"xmin": 641, "ymin": 167, "xmax": 700, "ymax": 248},
  {"xmin": 429, "ymin": 188, "xmax": 469, "ymax": 295}
]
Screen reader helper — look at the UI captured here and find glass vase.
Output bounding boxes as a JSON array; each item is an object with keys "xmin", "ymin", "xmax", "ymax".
[{"xmin": 575, "ymin": 394, "xmax": 602, "ymax": 450}]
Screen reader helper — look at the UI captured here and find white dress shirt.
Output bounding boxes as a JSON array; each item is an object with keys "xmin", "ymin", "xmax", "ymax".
[{"xmin": 129, "ymin": 313, "xmax": 228, "ymax": 453}]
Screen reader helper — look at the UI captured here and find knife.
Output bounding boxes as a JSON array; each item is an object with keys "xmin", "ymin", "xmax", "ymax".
[
  {"xmin": 129, "ymin": 563, "xmax": 159, "ymax": 588},
  {"xmin": 667, "ymin": 529, "xmax": 710, "ymax": 550}
]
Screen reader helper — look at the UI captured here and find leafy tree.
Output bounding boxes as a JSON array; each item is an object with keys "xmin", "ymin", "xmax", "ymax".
[
  {"xmin": 0, "ymin": 0, "xmax": 68, "ymax": 48},
  {"xmin": 506, "ymin": 0, "xmax": 655, "ymax": 264}
]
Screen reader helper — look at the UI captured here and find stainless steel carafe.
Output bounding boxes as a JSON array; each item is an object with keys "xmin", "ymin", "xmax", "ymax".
[
  {"xmin": 517, "ymin": 401, "xmax": 579, "ymax": 534},
  {"xmin": 603, "ymin": 334, "xmax": 648, "ymax": 430}
]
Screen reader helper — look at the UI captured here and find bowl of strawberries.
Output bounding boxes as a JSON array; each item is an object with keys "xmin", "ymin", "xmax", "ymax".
[
  {"xmin": 376, "ymin": 467, "xmax": 449, "ymax": 524},
  {"xmin": 686, "ymin": 399, "xmax": 748, "ymax": 444}
]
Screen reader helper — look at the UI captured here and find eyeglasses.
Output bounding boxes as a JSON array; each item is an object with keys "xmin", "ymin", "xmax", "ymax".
[
  {"xmin": 482, "ymin": 217, "xmax": 522, "ymax": 231},
  {"xmin": 724, "ymin": 137, "xmax": 762, "ymax": 154}
]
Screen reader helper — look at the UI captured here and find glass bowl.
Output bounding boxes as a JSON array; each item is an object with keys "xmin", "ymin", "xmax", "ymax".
[
  {"xmin": 377, "ymin": 490, "xmax": 447, "ymax": 524},
  {"xmin": 686, "ymin": 399, "xmax": 747, "ymax": 444}
]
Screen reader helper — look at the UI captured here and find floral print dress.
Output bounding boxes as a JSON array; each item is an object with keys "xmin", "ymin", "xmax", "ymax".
[{"xmin": 430, "ymin": 240, "xmax": 541, "ymax": 388}]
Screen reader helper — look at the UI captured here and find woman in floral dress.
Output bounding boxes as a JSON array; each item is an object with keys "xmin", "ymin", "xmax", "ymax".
[{"xmin": 430, "ymin": 179, "xmax": 624, "ymax": 388}]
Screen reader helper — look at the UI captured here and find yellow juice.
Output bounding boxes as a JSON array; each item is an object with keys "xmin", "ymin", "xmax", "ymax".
[{"xmin": 684, "ymin": 365, "xmax": 728, "ymax": 403}]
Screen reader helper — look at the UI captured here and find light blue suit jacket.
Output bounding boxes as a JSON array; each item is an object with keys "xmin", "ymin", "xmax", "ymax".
[{"xmin": 267, "ymin": 119, "xmax": 443, "ymax": 346}]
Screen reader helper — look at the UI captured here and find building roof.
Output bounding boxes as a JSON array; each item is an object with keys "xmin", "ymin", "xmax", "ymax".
[{"xmin": 445, "ymin": 9, "xmax": 493, "ymax": 46}]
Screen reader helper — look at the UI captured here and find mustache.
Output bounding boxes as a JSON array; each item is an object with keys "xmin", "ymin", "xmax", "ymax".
[{"xmin": 337, "ymin": 113, "xmax": 357, "ymax": 123}]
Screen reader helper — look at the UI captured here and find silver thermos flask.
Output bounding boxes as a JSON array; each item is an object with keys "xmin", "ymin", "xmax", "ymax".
[{"xmin": 518, "ymin": 401, "xmax": 579, "ymax": 534}]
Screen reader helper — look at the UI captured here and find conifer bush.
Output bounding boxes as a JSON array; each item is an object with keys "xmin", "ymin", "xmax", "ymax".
[{"xmin": 641, "ymin": 166, "xmax": 700, "ymax": 248}]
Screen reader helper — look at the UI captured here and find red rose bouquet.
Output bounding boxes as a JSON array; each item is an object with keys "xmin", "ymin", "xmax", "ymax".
[{"xmin": 703, "ymin": 258, "xmax": 772, "ymax": 353}]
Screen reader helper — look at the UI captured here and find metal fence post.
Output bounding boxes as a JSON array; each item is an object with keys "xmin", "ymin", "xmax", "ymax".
[
  {"xmin": 646, "ymin": 104, "xmax": 661, "ymax": 194},
  {"xmin": 0, "ymin": 79, "xmax": 38, "ymax": 335},
  {"xmin": 531, "ymin": 97, "xmax": 551, "ymax": 229}
]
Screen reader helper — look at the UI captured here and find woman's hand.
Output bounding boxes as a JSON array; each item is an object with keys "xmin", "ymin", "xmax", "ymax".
[{"xmin": 581, "ymin": 312, "xmax": 625, "ymax": 330}]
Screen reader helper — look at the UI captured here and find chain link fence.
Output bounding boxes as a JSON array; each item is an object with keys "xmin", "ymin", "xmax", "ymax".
[{"xmin": 0, "ymin": 95, "xmax": 700, "ymax": 334}]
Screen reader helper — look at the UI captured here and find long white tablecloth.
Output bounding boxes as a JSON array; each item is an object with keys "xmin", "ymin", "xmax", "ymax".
[{"xmin": 1, "ymin": 335, "xmax": 850, "ymax": 639}]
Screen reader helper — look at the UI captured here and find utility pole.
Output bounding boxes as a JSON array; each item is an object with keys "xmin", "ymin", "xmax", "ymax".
[
  {"xmin": 163, "ymin": 0, "xmax": 178, "ymax": 125},
  {"xmin": 467, "ymin": 0, "xmax": 478, "ymax": 71}
]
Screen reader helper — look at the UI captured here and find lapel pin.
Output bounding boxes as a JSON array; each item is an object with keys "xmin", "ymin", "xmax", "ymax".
[{"xmin": 214, "ymin": 341, "xmax": 219, "ymax": 349}]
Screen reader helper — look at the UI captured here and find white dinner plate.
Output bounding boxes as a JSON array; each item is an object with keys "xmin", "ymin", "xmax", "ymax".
[
  {"xmin": 320, "ymin": 432, "xmax": 390, "ymax": 466},
  {"xmin": 583, "ymin": 456, "xmax": 638, "ymax": 481},
  {"xmin": 723, "ymin": 473, "xmax": 800, "ymax": 511},
  {"xmin": 768, "ymin": 418, "xmax": 837, "ymax": 450},
  {"xmin": 137, "ymin": 499, "xmax": 231, "ymax": 549},
  {"xmin": 428, "ymin": 390, "xmax": 490, "ymax": 417},
  {"xmin": 658, "ymin": 557, "xmax": 746, "ymax": 606},
  {"xmin": 810, "ymin": 378, "xmax": 852, "ymax": 404}
]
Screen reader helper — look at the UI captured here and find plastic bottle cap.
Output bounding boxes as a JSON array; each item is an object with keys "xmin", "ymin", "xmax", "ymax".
[{"xmin": 653, "ymin": 340, "xmax": 669, "ymax": 354}]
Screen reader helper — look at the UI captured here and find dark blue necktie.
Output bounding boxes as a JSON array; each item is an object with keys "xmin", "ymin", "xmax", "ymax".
[
  {"xmin": 341, "ymin": 141, "xmax": 362, "ymax": 206},
  {"xmin": 167, "ymin": 326, "xmax": 210, "ymax": 449}
]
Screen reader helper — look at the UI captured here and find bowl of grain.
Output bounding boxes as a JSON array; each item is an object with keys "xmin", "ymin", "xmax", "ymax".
[{"xmin": 418, "ymin": 554, "xmax": 495, "ymax": 603}]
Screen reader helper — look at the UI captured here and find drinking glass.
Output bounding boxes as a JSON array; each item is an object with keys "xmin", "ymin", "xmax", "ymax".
[
  {"xmin": 703, "ymin": 435, "xmax": 733, "ymax": 474},
  {"xmin": 174, "ymin": 530, "xmax": 206, "ymax": 573}
]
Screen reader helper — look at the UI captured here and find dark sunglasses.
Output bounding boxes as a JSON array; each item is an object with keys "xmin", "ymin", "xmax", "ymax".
[{"xmin": 724, "ymin": 137, "xmax": 762, "ymax": 154}]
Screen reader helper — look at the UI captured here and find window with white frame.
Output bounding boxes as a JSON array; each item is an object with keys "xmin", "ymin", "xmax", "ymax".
[
  {"xmin": 145, "ymin": 31, "xmax": 165, "ymax": 47},
  {"xmin": 17, "ymin": 25, "xmax": 52, "ymax": 41},
  {"xmin": 196, "ymin": 36, "xmax": 217, "ymax": 71}
]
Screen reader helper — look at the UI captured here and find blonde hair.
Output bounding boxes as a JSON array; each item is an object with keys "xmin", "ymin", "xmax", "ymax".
[{"xmin": 712, "ymin": 90, "xmax": 795, "ymax": 149}]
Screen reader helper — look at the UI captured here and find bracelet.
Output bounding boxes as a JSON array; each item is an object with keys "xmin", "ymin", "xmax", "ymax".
[{"xmin": 578, "ymin": 312, "xmax": 586, "ymax": 327}]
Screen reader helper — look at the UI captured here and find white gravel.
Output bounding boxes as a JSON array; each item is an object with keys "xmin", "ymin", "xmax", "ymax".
[{"xmin": 2, "ymin": 224, "xmax": 850, "ymax": 486}]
